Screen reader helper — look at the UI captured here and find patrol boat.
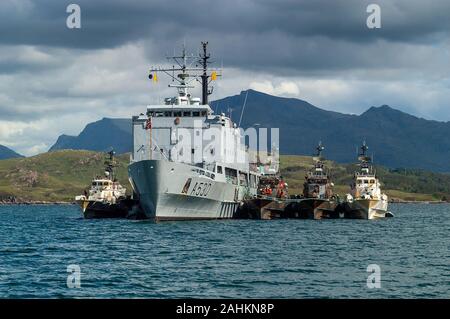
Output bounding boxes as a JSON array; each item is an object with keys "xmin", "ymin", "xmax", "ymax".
[
  {"xmin": 285, "ymin": 142, "xmax": 339, "ymax": 219},
  {"xmin": 342, "ymin": 142, "xmax": 391, "ymax": 219},
  {"xmin": 75, "ymin": 151, "xmax": 133, "ymax": 219},
  {"xmin": 128, "ymin": 42, "xmax": 260, "ymax": 221}
]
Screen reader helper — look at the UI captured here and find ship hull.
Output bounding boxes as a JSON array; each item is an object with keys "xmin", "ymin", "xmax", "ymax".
[
  {"xmin": 313, "ymin": 199, "xmax": 341, "ymax": 220},
  {"xmin": 76, "ymin": 199, "xmax": 132, "ymax": 219},
  {"xmin": 128, "ymin": 160, "xmax": 243, "ymax": 221},
  {"xmin": 343, "ymin": 199, "xmax": 389, "ymax": 219},
  {"xmin": 285, "ymin": 199, "xmax": 340, "ymax": 219}
]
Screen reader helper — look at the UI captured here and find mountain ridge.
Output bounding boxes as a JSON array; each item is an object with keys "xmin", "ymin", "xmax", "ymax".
[
  {"xmin": 0, "ymin": 145, "xmax": 24, "ymax": 160},
  {"xmin": 48, "ymin": 89, "xmax": 450, "ymax": 172},
  {"xmin": 49, "ymin": 118, "xmax": 132, "ymax": 154}
]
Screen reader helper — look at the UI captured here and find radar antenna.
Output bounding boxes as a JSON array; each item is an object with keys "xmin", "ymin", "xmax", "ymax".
[
  {"xmin": 104, "ymin": 149, "xmax": 118, "ymax": 181},
  {"xmin": 313, "ymin": 141, "xmax": 325, "ymax": 162},
  {"xmin": 148, "ymin": 42, "xmax": 221, "ymax": 105},
  {"xmin": 358, "ymin": 141, "xmax": 372, "ymax": 163}
]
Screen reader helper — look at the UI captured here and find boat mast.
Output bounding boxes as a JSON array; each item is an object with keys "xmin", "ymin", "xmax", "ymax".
[
  {"xmin": 200, "ymin": 41, "xmax": 211, "ymax": 105},
  {"xmin": 105, "ymin": 150, "xmax": 117, "ymax": 181},
  {"xmin": 313, "ymin": 142, "xmax": 325, "ymax": 167},
  {"xmin": 315, "ymin": 142, "xmax": 324, "ymax": 158},
  {"xmin": 358, "ymin": 141, "xmax": 373, "ymax": 174},
  {"xmin": 358, "ymin": 141, "xmax": 371, "ymax": 163}
]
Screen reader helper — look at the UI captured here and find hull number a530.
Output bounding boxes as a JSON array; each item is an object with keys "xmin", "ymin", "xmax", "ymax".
[{"xmin": 190, "ymin": 182, "xmax": 212, "ymax": 197}]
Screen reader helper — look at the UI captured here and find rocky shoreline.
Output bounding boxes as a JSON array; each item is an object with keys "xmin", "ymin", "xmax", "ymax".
[
  {"xmin": 389, "ymin": 199, "xmax": 448, "ymax": 204},
  {"xmin": 0, "ymin": 200, "xmax": 74, "ymax": 205},
  {"xmin": 0, "ymin": 195, "xmax": 74, "ymax": 205},
  {"xmin": 0, "ymin": 202, "xmax": 75, "ymax": 205}
]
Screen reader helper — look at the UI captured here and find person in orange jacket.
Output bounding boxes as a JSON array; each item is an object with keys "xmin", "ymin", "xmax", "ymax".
[{"xmin": 276, "ymin": 176, "xmax": 286, "ymax": 198}]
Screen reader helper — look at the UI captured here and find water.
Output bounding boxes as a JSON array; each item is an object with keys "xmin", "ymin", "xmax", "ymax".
[{"xmin": 0, "ymin": 204, "xmax": 448, "ymax": 298}]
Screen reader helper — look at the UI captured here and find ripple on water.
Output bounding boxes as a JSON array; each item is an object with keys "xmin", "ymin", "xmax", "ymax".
[{"xmin": 0, "ymin": 203, "xmax": 449, "ymax": 298}]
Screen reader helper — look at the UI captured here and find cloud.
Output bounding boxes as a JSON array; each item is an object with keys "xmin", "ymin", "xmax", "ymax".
[
  {"xmin": 250, "ymin": 81, "xmax": 300, "ymax": 96},
  {"xmin": 1, "ymin": 0, "xmax": 450, "ymax": 156}
]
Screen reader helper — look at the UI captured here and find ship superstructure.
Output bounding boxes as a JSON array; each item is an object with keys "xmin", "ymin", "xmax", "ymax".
[
  {"xmin": 128, "ymin": 42, "xmax": 260, "ymax": 220},
  {"xmin": 343, "ymin": 142, "xmax": 390, "ymax": 219},
  {"xmin": 284, "ymin": 143, "xmax": 339, "ymax": 219},
  {"xmin": 303, "ymin": 142, "xmax": 333, "ymax": 199},
  {"xmin": 75, "ymin": 150, "xmax": 132, "ymax": 219}
]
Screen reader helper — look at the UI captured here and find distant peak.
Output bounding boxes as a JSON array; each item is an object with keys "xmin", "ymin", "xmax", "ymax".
[
  {"xmin": 240, "ymin": 89, "xmax": 262, "ymax": 96},
  {"xmin": 367, "ymin": 105, "xmax": 393, "ymax": 111},
  {"xmin": 363, "ymin": 104, "xmax": 402, "ymax": 115},
  {"xmin": 239, "ymin": 88, "xmax": 304, "ymax": 101},
  {"xmin": 0, "ymin": 144, "xmax": 24, "ymax": 159},
  {"xmin": 378, "ymin": 105, "xmax": 399, "ymax": 113}
]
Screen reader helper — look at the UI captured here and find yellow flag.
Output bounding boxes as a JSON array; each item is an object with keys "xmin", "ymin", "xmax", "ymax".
[
  {"xmin": 153, "ymin": 73, "xmax": 158, "ymax": 82},
  {"xmin": 211, "ymin": 71, "xmax": 217, "ymax": 81}
]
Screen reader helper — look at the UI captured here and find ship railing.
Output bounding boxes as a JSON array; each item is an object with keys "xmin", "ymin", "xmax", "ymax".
[{"xmin": 257, "ymin": 194, "xmax": 312, "ymax": 203}]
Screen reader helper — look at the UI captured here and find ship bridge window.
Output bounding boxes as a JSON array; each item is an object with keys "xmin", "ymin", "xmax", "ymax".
[
  {"xmin": 239, "ymin": 172, "xmax": 248, "ymax": 187},
  {"xmin": 201, "ymin": 111, "xmax": 207, "ymax": 116},
  {"xmin": 250, "ymin": 174, "xmax": 257, "ymax": 188},
  {"xmin": 225, "ymin": 167, "xmax": 238, "ymax": 185},
  {"xmin": 363, "ymin": 179, "xmax": 369, "ymax": 184},
  {"xmin": 183, "ymin": 111, "xmax": 191, "ymax": 117},
  {"xmin": 370, "ymin": 179, "xmax": 375, "ymax": 184},
  {"xmin": 174, "ymin": 111, "xmax": 182, "ymax": 117},
  {"xmin": 205, "ymin": 172, "xmax": 215, "ymax": 180},
  {"xmin": 164, "ymin": 111, "xmax": 172, "ymax": 117},
  {"xmin": 193, "ymin": 111, "xmax": 200, "ymax": 117},
  {"xmin": 154, "ymin": 111, "xmax": 164, "ymax": 117},
  {"xmin": 216, "ymin": 165, "xmax": 223, "ymax": 174}
]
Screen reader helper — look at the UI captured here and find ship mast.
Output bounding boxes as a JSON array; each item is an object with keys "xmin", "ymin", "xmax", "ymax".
[
  {"xmin": 315, "ymin": 142, "xmax": 324, "ymax": 159},
  {"xmin": 105, "ymin": 150, "xmax": 117, "ymax": 181},
  {"xmin": 148, "ymin": 42, "xmax": 220, "ymax": 105},
  {"xmin": 313, "ymin": 142, "xmax": 325, "ymax": 169},
  {"xmin": 357, "ymin": 141, "xmax": 373, "ymax": 174},
  {"xmin": 358, "ymin": 141, "xmax": 371, "ymax": 163},
  {"xmin": 200, "ymin": 41, "xmax": 211, "ymax": 105}
]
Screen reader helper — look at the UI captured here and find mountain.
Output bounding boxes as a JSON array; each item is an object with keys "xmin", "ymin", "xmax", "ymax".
[
  {"xmin": 48, "ymin": 90, "xmax": 450, "ymax": 172},
  {"xmin": 211, "ymin": 90, "xmax": 450, "ymax": 172},
  {"xmin": 49, "ymin": 118, "xmax": 132, "ymax": 154},
  {"xmin": 0, "ymin": 145, "xmax": 24, "ymax": 160}
]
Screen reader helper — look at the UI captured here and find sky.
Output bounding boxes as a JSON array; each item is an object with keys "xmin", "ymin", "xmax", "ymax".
[{"xmin": 1, "ymin": 0, "xmax": 450, "ymax": 156}]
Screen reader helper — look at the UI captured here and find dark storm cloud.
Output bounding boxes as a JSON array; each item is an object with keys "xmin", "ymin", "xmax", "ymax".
[
  {"xmin": 3, "ymin": 0, "xmax": 450, "ymax": 155},
  {"xmin": 1, "ymin": 0, "xmax": 450, "ymax": 73}
]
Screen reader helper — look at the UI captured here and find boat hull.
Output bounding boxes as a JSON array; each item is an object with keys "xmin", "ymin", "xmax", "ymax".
[
  {"xmin": 313, "ymin": 200, "xmax": 341, "ymax": 219},
  {"xmin": 343, "ymin": 199, "xmax": 389, "ymax": 219},
  {"xmin": 285, "ymin": 199, "xmax": 340, "ymax": 219},
  {"xmin": 76, "ymin": 199, "xmax": 132, "ymax": 219},
  {"xmin": 128, "ymin": 160, "xmax": 243, "ymax": 221}
]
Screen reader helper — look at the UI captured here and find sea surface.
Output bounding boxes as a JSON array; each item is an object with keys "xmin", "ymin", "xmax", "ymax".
[{"xmin": 0, "ymin": 203, "xmax": 448, "ymax": 298}]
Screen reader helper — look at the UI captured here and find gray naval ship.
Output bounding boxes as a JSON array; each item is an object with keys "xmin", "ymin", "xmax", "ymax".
[{"xmin": 128, "ymin": 42, "xmax": 260, "ymax": 220}]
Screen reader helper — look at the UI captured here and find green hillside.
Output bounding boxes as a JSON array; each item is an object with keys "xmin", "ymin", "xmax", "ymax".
[
  {"xmin": 281, "ymin": 155, "xmax": 450, "ymax": 202},
  {"xmin": 0, "ymin": 150, "xmax": 130, "ymax": 202},
  {"xmin": 0, "ymin": 150, "xmax": 449, "ymax": 202}
]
